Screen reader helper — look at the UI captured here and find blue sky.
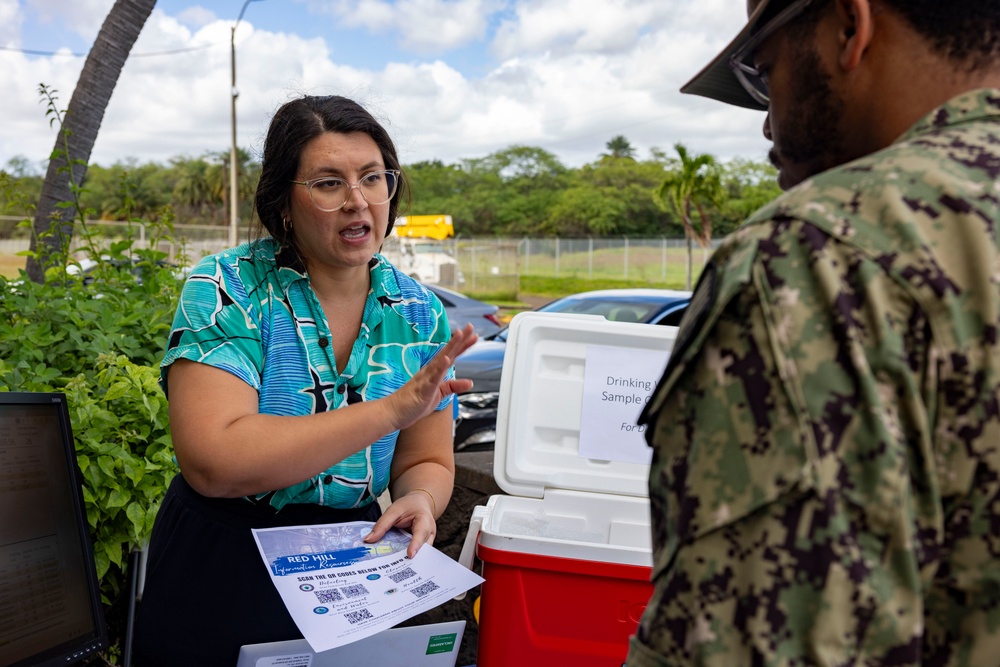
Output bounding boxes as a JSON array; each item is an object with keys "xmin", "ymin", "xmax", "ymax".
[{"xmin": 0, "ymin": 0, "xmax": 771, "ymax": 172}]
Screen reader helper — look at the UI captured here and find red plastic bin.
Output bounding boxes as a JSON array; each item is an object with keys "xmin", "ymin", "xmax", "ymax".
[{"xmin": 476, "ymin": 542, "xmax": 652, "ymax": 667}]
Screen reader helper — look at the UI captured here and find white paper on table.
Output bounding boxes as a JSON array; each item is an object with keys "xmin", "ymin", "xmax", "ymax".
[
  {"xmin": 252, "ymin": 521, "xmax": 483, "ymax": 654},
  {"xmin": 578, "ymin": 344, "xmax": 669, "ymax": 464}
]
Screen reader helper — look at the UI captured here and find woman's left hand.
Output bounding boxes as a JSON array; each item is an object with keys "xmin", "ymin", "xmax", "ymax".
[{"xmin": 364, "ymin": 491, "xmax": 437, "ymax": 558}]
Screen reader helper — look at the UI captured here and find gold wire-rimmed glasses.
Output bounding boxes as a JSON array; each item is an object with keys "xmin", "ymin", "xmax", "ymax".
[{"xmin": 291, "ymin": 170, "xmax": 400, "ymax": 212}]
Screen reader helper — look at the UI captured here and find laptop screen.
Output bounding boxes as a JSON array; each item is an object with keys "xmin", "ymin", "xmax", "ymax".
[{"xmin": 0, "ymin": 392, "xmax": 108, "ymax": 667}]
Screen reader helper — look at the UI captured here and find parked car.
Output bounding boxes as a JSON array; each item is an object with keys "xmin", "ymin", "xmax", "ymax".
[
  {"xmin": 423, "ymin": 283, "xmax": 503, "ymax": 337},
  {"xmin": 453, "ymin": 288, "xmax": 691, "ymax": 451}
]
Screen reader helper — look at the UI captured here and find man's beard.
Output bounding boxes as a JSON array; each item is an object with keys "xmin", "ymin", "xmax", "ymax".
[{"xmin": 770, "ymin": 43, "xmax": 848, "ymax": 187}]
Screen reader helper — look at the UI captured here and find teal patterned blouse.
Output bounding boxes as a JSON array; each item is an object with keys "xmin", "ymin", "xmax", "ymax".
[{"xmin": 160, "ymin": 238, "xmax": 453, "ymax": 511}]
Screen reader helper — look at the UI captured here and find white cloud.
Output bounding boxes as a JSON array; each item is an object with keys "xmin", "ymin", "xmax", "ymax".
[
  {"xmin": 493, "ymin": 0, "xmax": 657, "ymax": 57},
  {"xmin": 393, "ymin": 0, "xmax": 501, "ymax": 52},
  {"xmin": 0, "ymin": 0, "xmax": 24, "ymax": 45},
  {"xmin": 317, "ymin": 0, "xmax": 501, "ymax": 53},
  {"xmin": 26, "ymin": 0, "xmax": 114, "ymax": 41},
  {"xmin": 176, "ymin": 5, "xmax": 217, "ymax": 29},
  {"xmin": 0, "ymin": 50, "xmax": 83, "ymax": 172},
  {"xmin": 331, "ymin": 0, "xmax": 394, "ymax": 30},
  {"xmin": 1, "ymin": 0, "xmax": 771, "ymax": 174}
]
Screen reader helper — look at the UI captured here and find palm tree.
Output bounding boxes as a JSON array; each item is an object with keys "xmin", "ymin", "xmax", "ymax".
[
  {"xmin": 604, "ymin": 135, "xmax": 636, "ymax": 160},
  {"xmin": 657, "ymin": 143, "xmax": 723, "ymax": 290},
  {"xmin": 173, "ymin": 158, "xmax": 216, "ymax": 219},
  {"xmin": 204, "ymin": 148, "xmax": 258, "ymax": 226},
  {"xmin": 26, "ymin": 0, "xmax": 156, "ymax": 283}
]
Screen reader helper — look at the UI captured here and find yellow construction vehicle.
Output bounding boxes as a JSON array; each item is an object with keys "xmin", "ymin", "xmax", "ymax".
[
  {"xmin": 381, "ymin": 215, "xmax": 461, "ymax": 286},
  {"xmin": 393, "ymin": 214, "xmax": 455, "ymax": 240}
]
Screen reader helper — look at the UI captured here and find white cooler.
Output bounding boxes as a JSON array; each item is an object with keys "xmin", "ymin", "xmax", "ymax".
[{"xmin": 458, "ymin": 311, "xmax": 676, "ymax": 667}]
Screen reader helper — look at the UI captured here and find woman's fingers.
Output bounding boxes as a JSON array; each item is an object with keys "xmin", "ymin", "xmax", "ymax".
[
  {"xmin": 405, "ymin": 519, "xmax": 436, "ymax": 558},
  {"xmin": 388, "ymin": 324, "xmax": 478, "ymax": 430},
  {"xmin": 363, "ymin": 494, "xmax": 437, "ymax": 558},
  {"xmin": 433, "ymin": 324, "xmax": 478, "ymax": 369}
]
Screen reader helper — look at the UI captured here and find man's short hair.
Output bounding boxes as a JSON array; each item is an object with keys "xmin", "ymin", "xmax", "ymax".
[
  {"xmin": 881, "ymin": 0, "xmax": 1000, "ymax": 68},
  {"xmin": 771, "ymin": 0, "xmax": 1000, "ymax": 67}
]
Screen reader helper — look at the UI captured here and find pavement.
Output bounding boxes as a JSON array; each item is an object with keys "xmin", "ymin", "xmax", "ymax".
[
  {"xmin": 518, "ymin": 294, "xmax": 555, "ymax": 310},
  {"xmin": 496, "ymin": 294, "xmax": 554, "ymax": 323}
]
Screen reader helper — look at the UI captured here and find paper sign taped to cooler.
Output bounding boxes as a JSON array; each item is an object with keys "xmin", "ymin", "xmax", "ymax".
[{"xmin": 578, "ymin": 344, "xmax": 669, "ymax": 464}]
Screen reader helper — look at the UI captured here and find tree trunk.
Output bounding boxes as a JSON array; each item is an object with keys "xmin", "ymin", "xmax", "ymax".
[
  {"xmin": 25, "ymin": 0, "xmax": 156, "ymax": 283},
  {"xmin": 685, "ymin": 234, "xmax": 693, "ymax": 291},
  {"xmin": 681, "ymin": 201, "xmax": 695, "ymax": 291}
]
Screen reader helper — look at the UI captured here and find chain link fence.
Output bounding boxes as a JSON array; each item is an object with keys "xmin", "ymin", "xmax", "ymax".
[
  {"xmin": 453, "ymin": 237, "xmax": 522, "ymax": 296},
  {"xmin": 517, "ymin": 237, "xmax": 717, "ymax": 282},
  {"xmin": 452, "ymin": 236, "xmax": 719, "ymax": 297},
  {"xmin": 0, "ymin": 216, "xmax": 229, "ymax": 276},
  {"xmin": 2, "ymin": 216, "xmax": 717, "ymax": 294}
]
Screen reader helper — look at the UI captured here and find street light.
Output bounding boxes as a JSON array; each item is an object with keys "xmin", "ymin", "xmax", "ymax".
[{"xmin": 229, "ymin": 0, "xmax": 264, "ymax": 248}]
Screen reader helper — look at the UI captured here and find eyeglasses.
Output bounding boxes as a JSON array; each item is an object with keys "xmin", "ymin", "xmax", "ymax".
[
  {"xmin": 291, "ymin": 170, "xmax": 400, "ymax": 212},
  {"xmin": 728, "ymin": 0, "xmax": 820, "ymax": 107}
]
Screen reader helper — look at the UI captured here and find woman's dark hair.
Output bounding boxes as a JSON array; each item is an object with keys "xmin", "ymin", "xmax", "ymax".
[{"xmin": 252, "ymin": 95, "xmax": 408, "ymax": 251}]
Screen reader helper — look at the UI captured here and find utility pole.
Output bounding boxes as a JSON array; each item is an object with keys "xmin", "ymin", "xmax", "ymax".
[{"xmin": 229, "ymin": 0, "xmax": 264, "ymax": 248}]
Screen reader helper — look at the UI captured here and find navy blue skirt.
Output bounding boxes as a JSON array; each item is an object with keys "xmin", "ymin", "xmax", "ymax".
[{"xmin": 133, "ymin": 473, "xmax": 382, "ymax": 666}]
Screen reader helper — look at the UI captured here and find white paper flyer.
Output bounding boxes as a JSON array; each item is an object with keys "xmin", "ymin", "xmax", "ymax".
[{"xmin": 252, "ymin": 521, "xmax": 483, "ymax": 653}]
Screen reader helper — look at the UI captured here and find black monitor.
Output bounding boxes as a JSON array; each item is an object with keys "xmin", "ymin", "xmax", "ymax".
[{"xmin": 0, "ymin": 392, "xmax": 109, "ymax": 667}]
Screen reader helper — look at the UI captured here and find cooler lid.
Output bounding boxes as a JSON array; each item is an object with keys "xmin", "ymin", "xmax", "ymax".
[{"xmin": 493, "ymin": 312, "xmax": 676, "ymax": 499}]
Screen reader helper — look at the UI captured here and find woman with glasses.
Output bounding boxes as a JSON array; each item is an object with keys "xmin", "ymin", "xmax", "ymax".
[{"xmin": 133, "ymin": 95, "xmax": 477, "ymax": 666}]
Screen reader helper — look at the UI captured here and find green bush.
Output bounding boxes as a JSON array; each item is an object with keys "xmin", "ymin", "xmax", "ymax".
[
  {"xmin": 0, "ymin": 85, "xmax": 184, "ymax": 663},
  {"xmin": 0, "ymin": 251, "xmax": 182, "ymax": 662}
]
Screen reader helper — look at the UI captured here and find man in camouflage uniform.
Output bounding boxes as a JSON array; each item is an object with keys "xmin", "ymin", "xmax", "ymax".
[{"xmin": 628, "ymin": 0, "xmax": 1000, "ymax": 665}]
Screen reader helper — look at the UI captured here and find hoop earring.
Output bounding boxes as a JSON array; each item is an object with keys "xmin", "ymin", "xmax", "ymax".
[{"xmin": 282, "ymin": 216, "xmax": 291, "ymax": 232}]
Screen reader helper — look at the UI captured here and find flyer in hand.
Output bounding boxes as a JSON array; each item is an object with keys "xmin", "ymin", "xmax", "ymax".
[{"xmin": 252, "ymin": 521, "xmax": 484, "ymax": 653}]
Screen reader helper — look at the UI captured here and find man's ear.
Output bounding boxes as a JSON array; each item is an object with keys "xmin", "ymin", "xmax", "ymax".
[{"xmin": 835, "ymin": 0, "xmax": 875, "ymax": 70}]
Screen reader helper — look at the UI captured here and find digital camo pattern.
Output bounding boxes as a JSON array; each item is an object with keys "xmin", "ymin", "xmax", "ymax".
[
  {"xmin": 628, "ymin": 89, "xmax": 1000, "ymax": 666},
  {"xmin": 160, "ymin": 238, "xmax": 452, "ymax": 511}
]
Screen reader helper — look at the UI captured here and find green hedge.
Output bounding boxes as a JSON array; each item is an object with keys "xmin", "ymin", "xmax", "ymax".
[{"xmin": 0, "ymin": 249, "xmax": 181, "ymax": 663}]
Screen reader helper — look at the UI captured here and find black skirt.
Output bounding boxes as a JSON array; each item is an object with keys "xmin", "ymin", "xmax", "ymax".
[{"xmin": 133, "ymin": 473, "xmax": 383, "ymax": 666}]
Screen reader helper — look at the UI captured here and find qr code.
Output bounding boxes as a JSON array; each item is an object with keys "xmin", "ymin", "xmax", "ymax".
[
  {"xmin": 389, "ymin": 567, "xmax": 417, "ymax": 583},
  {"xmin": 410, "ymin": 581, "xmax": 440, "ymax": 598},
  {"xmin": 340, "ymin": 584, "xmax": 369, "ymax": 598},
  {"xmin": 314, "ymin": 588, "xmax": 343, "ymax": 603},
  {"xmin": 344, "ymin": 608, "xmax": 374, "ymax": 625}
]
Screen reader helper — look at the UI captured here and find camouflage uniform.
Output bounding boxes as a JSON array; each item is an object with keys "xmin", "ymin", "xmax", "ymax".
[{"xmin": 627, "ymin": 89, "xmax": 1000, "ymax": 666}]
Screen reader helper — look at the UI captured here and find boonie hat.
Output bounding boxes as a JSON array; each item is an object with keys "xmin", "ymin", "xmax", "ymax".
[{"xmin": 679, "ymin": 0, "xmax": 780, "ymax": 111}]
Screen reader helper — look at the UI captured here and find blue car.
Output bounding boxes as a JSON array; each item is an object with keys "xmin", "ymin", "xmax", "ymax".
[{"xmin": 453, "ymin": 288, "xmax": 691, "ymax": 451}]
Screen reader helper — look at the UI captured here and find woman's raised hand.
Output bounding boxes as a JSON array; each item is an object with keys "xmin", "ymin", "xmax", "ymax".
[{"xmin": 385, "ymin": 323, "xmax": 478, "ymax": 431}]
